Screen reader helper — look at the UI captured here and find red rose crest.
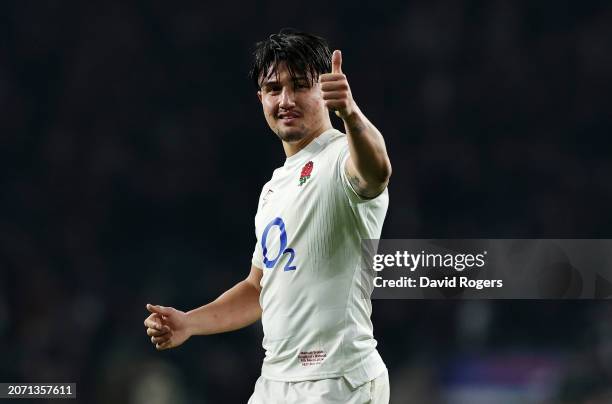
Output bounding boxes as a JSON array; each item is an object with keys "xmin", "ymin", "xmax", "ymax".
[{"xmin": 299, "ymin": 161, "xmax": 314, "ymax": 186}]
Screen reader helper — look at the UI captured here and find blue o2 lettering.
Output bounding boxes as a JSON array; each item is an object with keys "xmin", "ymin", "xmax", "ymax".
[{"xmin": 261, "ymin": 217, "xmax": 297, "ymax": 271}]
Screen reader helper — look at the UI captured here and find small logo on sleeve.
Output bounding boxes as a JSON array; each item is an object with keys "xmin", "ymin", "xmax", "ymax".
[{"xmin": 299, "ymin": 161, "xmax": 314, "ymax": 186}]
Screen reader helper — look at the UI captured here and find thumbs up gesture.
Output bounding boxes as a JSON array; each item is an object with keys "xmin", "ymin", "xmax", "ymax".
[{"xmin": 320, "ymin": 50, "xmax": 356, "ymax": 120}]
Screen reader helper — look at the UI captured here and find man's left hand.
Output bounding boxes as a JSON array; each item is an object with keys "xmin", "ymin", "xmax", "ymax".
[{"xmin": 320, "ymin": 50, "xmax": 357, "ymax": 120}]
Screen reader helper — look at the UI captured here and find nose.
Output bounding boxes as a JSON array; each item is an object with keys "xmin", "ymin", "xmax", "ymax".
[{"xmin": 279, "ymin": 86, "xmax": 296, "ymax": 109}]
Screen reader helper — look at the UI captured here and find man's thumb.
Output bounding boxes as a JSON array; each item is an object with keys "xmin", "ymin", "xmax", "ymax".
[{"xmin": 332, "ymin": 50, "xmax": 342, "ymax": 74}]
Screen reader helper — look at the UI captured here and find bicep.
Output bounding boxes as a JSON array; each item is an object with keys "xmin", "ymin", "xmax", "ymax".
[{"xmin": 344, "ymin": 156, "xmax": 388, "ymax": 199}]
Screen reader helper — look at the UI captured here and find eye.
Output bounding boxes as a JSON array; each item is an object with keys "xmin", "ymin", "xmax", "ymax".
[
  {"xmin": 268, "ymin": 85, "xmax": 281, "ymax": 93},
  {"xmin": 295, "ymin": 82, "xmax": 309, "ymax": 90}
]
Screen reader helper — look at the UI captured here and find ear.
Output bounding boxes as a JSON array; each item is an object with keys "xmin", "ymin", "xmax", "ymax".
[{"xmin": 257, "ymin": 90, "xmax": 262, "ymax": 103}]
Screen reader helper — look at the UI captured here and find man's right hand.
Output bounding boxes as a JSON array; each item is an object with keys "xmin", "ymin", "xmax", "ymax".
[{"xmin": 144, "ymin": 303, "xmax": 191, "ymax": 350}]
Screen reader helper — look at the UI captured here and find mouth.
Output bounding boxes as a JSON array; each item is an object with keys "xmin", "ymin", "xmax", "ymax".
[{"xmin": 278, "ymin": 112, "xmax": 300, "ymax": 124}]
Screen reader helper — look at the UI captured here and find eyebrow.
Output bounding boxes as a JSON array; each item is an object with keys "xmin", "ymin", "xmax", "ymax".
[{"xmin": 261, "ymin": 76, "xmax": 309, "ymax": 87}]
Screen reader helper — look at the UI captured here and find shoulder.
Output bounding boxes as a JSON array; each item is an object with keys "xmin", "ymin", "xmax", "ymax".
[
  {"xmin": 254, "ymin": 163, "xmax": 287, "ymax": 208},
  {"xmin": 259, "ymin": 164, "xmax": 285, "ymax": 192},
  {"xmin": 327, "ymin": 129, "xmax": 348, "ymax": 149},
  {"xmin": 318, "ymin": 129, "xmax": 349, "ymax": 163}
]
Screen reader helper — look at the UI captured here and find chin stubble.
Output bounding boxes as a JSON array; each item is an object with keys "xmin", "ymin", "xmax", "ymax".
[{"xmin": 275, "ymin": 126, "xmax": 307, "ymax": 143}]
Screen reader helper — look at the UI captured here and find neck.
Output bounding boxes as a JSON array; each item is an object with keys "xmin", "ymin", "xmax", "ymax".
[{"xmin": 282, "ymin": 122, "xmax": 333, "ymax": 158}]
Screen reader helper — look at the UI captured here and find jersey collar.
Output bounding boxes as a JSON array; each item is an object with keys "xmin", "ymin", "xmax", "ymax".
[{"xmin": 284, "ymin": 128, "xmax": 339, "ymax": 166}]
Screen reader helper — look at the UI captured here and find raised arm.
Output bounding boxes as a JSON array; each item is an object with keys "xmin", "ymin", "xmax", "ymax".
[
  {"xmin": 320, "ymin": 50, "xmax": 392, "ymax": 198},
  {"xmin": 144, "ymin": 265, "xmax": 263, "ymax": 350}
]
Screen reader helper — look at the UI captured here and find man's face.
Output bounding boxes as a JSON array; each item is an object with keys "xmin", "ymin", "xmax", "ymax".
[{"xmin": 257, "ymin": 62, "xmax": 329, "ymax": 143}]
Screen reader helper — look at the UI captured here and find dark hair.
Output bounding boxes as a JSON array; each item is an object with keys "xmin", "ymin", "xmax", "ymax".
[{"xmin": 249, "ymin": 28, "xmax": 332, "ymax": 89}]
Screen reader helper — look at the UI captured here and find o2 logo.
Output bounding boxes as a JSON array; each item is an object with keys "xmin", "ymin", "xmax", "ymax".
[{"xmin": 261, "ymin": 217, "xmax": 297, "ymax": 272}]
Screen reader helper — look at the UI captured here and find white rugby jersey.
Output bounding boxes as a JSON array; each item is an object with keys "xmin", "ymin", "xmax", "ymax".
[{"xmin": 251, "ymin": 128, "xmax": 389, "ymax": 387}]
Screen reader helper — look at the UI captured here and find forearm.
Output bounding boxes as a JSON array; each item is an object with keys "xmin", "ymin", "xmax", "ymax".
[
  {"xmin": 343, "ymin": 107, "xmax": 392, "ymax": 186},
  {"xmin": 186, "ymin": 279, "xmax": 262, "ymax": 336}
]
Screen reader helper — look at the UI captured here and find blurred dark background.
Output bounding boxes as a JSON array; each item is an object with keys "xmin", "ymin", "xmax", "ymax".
[{"xmin": 1, "ymin": 1, "xmax": 612, "ymax": 403}]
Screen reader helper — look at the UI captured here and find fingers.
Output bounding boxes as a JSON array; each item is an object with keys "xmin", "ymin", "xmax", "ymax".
[
  {"xmin": 156, "ymin": 339, "xmax": 173, "ymax": 351},
  {"xmin": 320, "ymin": 81, "xmax": 348, "ymax": 92},
  {"xmin": 151, "ymin": 334, "xmax": 171, "ymax": 345},
  {"xmin": 319, "ymin": 73, "xmax": 345, "ymax": 83},
  {"xmin": 146, "ymin": 321, "xmax": 173, "ymax": 350},
  {"xmin": 152, "ymin": 334, "xmax": 173, "ymax": 350},
  {"xmin": 145, "ymin": 304, "xmax": 175, "ymax": 351},
  {"xmin": 331, "ymin": 49, "xmax": 342, "ymax": 74},
  {"xmin": 143, "ymin": 313, "xmax": 163, "ymax": 330},
  {"xmin": 319, "ymin": 75, "xmax": 349, "ymax": 104},
  {"xmin": 322, "ymin": 91, "xmax": 346, "ymax": 101},
  {"xmin": 146, "ymin": 325, "xmax": 171, "ymax": 337}
]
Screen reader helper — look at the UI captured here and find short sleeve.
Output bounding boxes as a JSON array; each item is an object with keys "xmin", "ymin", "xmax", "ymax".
[
  {"xmin": 251, "ymin": 239, "xmax": 263, "ymax": 269},
  {"xmin": 251, "ymin": 185, "xmax": 267, "ymax": 269},
  {"xmin": 333, "ymin": 140, "xmax": 390, "ymax": 239},
  {"xmin": 337, "ymin": 142, "xmax": 388, "ymax": 205}
]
